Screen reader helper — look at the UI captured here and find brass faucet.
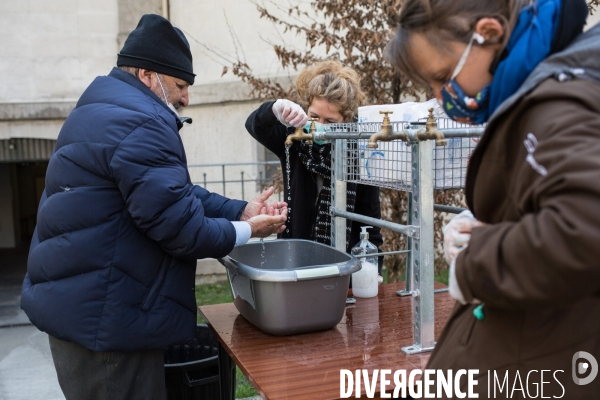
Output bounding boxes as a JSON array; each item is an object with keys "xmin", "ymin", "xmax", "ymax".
[
  {"xmin": 367, "ymin": 111, "xmax": 408, "ymax": 148},
  {"xmin": 416, "ymin": 108, "xmax": 447, "ymax": 146},
  {"xmin": 285, "ymin": 118, "xmax": 316, "ymax": 146}
]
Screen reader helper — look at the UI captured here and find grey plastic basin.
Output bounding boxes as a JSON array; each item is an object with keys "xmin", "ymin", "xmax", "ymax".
[{"xmin": 218, "ymin": 239, "xmax": 360, "ymax": 336}]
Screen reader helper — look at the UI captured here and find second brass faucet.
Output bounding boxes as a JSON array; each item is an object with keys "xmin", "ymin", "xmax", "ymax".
[
  {"xmin": 368, "ymin": 111, "xmax": 408, "ymax": 148},
  {"xmin": 416, "ymin": 108, "xmax": 447, "ymax": 146}
]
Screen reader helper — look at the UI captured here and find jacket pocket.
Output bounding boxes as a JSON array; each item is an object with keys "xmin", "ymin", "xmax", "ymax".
[{"xmin": 141, "ymin": 255, "xmax": 171, "ymax": 311}]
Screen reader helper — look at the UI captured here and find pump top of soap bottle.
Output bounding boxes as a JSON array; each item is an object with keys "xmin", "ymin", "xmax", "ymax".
[
  {"xmin": 360, "ymin": 226, "xmax": 371, "ymax": 240},
  {"xmin": 352, "ymin": 226, "xmax": 377, "ymax": 256}
]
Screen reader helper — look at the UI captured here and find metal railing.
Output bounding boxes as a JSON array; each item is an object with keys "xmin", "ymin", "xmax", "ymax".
[
  {"xmin": 321, "ymin": 117, "xmax": 483, "ymax": 355},
  {"xmin": 187, "ymin": 161, "xmax": 281, "ymax": 201}
]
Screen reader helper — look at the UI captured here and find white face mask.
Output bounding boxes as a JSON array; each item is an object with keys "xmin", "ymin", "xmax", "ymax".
[{"xmin": 155, "ymin": 73, "xmax": 180, "ymax": 117}]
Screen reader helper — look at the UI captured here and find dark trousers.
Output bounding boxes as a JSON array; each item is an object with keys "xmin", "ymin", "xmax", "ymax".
[{"xmin": 49, "ymin": 335, "xmax": 166, "ymax": 400}]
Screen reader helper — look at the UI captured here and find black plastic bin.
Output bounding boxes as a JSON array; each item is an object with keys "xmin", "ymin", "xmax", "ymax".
[{"xmin": 164, "ymin": 324, "xmax": 236, "ymax": 400}]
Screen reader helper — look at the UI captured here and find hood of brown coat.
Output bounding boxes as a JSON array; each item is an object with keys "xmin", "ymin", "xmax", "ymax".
[{"xmin": 466, "ymin": 23, "xmax": 600, "ymax": 215}]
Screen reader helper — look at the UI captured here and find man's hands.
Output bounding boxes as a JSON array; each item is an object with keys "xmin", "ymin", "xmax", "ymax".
[
  {"xmin": 241, "ymin": 187, "xmax": 288, "ymax": 238},
  {"xmin": 241, "ymin": 187, "xmax": 286, "ymax": 221},
  {"xmin": 272, "ymin": 99, "xmax": 308, "ymax": 128},
  {"xmin": 246, "ymin": 206, "xmax": 287, "ymax": 238}
]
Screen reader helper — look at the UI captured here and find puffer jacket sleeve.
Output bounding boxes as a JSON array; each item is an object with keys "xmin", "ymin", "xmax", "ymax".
[
  {"xmin": 456, "ymin": 87, "xmax": 600, "ymax": 309},
  {"xmin": 110, "ymin": 118, "xmax": 238, "ymax": 260},
  {"xmin": 191, "ymin": 185, "xmax": 246, "ymax": 221}
]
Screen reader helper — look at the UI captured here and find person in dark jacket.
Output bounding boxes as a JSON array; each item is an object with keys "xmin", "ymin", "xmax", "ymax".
[
  {"xmin": 21, "ymin": 14, "xmax": 287, "ymax": 400},
  {"xmin": 387, "ymin": 0, "xmax": 600, "ymax": 397},
  {"xmin": 245, "ymin": 60, "xmax": 384, "ymax": 276}
]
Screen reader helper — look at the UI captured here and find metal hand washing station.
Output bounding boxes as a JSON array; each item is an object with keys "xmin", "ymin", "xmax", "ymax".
[{"xmin": 285, "ymin": 108, "xmax": 484, "ymax": 354}]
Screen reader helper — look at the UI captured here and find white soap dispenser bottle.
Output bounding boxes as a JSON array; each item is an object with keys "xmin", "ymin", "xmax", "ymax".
[{"xmin": 351, "ymin": 226, "xmax": 379, "ymax": 298}]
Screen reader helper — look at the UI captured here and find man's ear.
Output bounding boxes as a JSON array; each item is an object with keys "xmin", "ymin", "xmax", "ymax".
[{"xmin": 138, "ymin": 69, "xmax": 153, "ymax": 88}]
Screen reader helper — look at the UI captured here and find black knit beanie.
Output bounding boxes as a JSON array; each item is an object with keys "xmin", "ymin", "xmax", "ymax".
[{"xmin": 117, "ymin": 14, "xmax": 195, "ymax": 85}]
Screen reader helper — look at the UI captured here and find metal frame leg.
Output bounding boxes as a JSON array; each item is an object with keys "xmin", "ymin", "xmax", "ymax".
[
  {"xmin": 397, "ymin": 191, "xmax": 413, "ymax": 297},
  {"xmin": 331, "ymin": 139, "xmax": 347, "ymax": 251},
  {"xmin": 402, "ymin": 140, "xmax": 435, "ymax": 355}
]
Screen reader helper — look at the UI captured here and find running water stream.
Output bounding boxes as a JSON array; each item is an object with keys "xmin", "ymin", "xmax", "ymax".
[
  {"xmin": 260, "ymin": 238, "xmax": 266, "ymax": 267},
  {"xmin": 285, "ymin": 144, "xmax": 292, "ymax": 234}
]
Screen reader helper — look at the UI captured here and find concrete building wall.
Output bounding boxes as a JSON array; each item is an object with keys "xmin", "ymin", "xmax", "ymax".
[
  {"xmin": 170, "ymin": 0, "xmax": 306, "ymax": 87},
  {"xmin": 0, "ymin": 0, "xmax": 119, "ymax": 103},
  {"xmin": 0, "ymin": 164, "xmax": 16, "ymax": 248},
  {"xmin": 0, "ymin": 120, "xmax": 66, "ymax": 141}
]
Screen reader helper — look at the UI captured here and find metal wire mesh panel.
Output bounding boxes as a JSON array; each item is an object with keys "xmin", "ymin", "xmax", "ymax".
[
  {"xmin": 344, "ymin": 138, "xmax": 413, "ymax": 191},
  {"xmin": 433, "ymin": 137, "xmax": 479, "ymax": 189},
  {"xmin": 431, "ymin": 118, "xmax": 482, "ymax": 190},
  {"xmin": 333, "ymin": 119, "xmax": 483, "ymax": 191},
  {"xmin": 328, "ymin": 122, "xmax": 412, "ymax": 191}
]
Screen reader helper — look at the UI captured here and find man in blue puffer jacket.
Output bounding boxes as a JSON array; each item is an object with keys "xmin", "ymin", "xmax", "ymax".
[{"xmin": 21, "ymin": 14, "xmax": 287, "ymax": 400}]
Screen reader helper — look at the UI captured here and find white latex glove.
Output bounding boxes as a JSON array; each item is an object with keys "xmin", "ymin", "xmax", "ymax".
[
  {"xmin": 272, "ymin": 99, "xmax": 309, "ymax": 128},
  {"xmin": 448, "ymin": 257, "xmax": 467, "ymax": 304},
  {"xmin": 443, "ymin": 210, "xmax": 484, "ymax": 304},
  {"xmin": 442, "ymin": 210, "xmax": 483, "ymax": 265}
]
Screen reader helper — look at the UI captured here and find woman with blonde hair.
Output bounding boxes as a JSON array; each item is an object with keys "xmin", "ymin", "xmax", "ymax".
[
  {"xmin": 246, "ymin": 60, "xmax": 383, "ymax": 272},
  {"xmin": 386, "ymin": 0, "xmax": 598, "ymax": 396}
]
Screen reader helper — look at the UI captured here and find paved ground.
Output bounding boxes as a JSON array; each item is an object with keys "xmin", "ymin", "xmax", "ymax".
[
  {"xmin": 0, "ymin": 325, "xmax": 65, "ymax": 400},
  {"xmin": 0, "ymin": 247, "xmax": 30, "ymax": 328},
  {"xmin": 0, "ymin": 246, "xmax": 65, "ymax": 400}
]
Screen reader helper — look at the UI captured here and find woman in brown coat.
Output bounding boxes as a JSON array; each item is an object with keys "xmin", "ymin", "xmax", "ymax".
[{"xmin": 387, "ymin": 0, "xmax": 600, "ymax": 397}]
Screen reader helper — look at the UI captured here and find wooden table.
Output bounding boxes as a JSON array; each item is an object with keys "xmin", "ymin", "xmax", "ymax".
[{"xmin": 198, "ymin": 282, "xmax": 454, "ymax": 400}]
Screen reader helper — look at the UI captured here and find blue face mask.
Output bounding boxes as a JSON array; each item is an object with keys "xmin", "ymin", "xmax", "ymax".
[
  {"xmin": 440, "ymin": 81, "xmax": 491, "ymax": 125},
  {"xmin": 303, "ymin": 121, "xmax": 328, "ymax": 145},
  {"xmin": 439, "ymin": 32, "xmax": 491, "ymax": 125}
]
